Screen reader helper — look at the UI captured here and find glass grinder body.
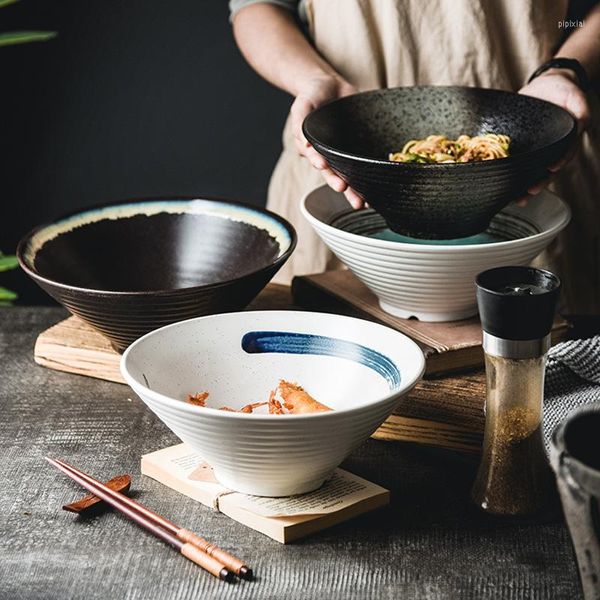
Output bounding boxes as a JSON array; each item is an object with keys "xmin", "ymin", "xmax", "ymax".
[{"xmin": 471, "ymin": 266, "xmax": 561, "ymax": 517}]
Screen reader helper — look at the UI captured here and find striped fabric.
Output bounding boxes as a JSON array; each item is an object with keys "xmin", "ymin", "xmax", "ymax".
[{"xmin": 544, "ymin": 335, "xmax": 600, "ymax": 447}]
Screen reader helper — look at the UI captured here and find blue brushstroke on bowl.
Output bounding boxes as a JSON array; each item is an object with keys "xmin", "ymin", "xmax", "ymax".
[{"xmin": 241, "ymin": 331, "xmax": 401, "ymax": 388}]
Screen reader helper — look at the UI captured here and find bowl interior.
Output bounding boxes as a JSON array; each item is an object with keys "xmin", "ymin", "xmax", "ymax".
[
  {"xmin": 563, "ymin": 410, "xmax": 600, "ymax": 471},
  {"xmin": 303, "ymin": 185, "xmax": 570, "ymax": 251},
  {"xmin": 20, "ymin": 199, "xmax": 294, "ymax": 292},
  {"xmin": 329, "ymin": 208, "xmax": 540, "ymax": 245},
  {"xmin": 122, "ymin": 311, "xmax": 425, "ymax": 415},
  {"xmin": 304, "ymin": 86, "xmax": 575, "ymax": 162}
]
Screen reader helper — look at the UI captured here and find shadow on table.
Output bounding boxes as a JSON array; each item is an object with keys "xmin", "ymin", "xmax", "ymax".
[{"xmin": 301, "ymin": 439, "xmax": 565, "ymax": 542}]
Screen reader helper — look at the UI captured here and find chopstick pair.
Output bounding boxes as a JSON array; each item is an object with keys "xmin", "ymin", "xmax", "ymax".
[{"xmin": 46, "ymin": 457, "xmax": 252, "ymax": 582}]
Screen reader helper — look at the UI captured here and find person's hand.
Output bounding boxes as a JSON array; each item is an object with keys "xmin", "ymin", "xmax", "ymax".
[
  {"xmin": 517, "ymin": 69, "xmax": 590, "ymax": 201},
  {"xmin": 290, "ymin": 75, "xmax": 364, "ymax": 208}
]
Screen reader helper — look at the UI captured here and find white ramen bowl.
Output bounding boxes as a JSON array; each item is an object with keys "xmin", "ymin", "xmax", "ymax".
[
  {"xmin": 301, "ymin": 186, "xmax": 570, "ymax": 321},
  {"xmin": 121, "ymin": 310, "xmax": 425, "ymax": 496}
]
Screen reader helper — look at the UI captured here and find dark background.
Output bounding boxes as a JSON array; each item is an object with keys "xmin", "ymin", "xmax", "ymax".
[{"xmin": 0, "ymin": 0, "xmax": 290, "ymax": 304}]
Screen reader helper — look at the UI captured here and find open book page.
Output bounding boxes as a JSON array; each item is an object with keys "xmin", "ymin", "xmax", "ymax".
[
  {"xmin": 230, "ymin": 471, "xmax": 387, "ymax": 517},
  {"xmin": 141, "ymin": 444, "xmax": 389, "ymax": 518}
]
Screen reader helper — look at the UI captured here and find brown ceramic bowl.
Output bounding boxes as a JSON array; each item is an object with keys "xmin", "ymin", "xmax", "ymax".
[{"xmin": 17, "ymin": 197, "xmax": 296, "ymax": 351}]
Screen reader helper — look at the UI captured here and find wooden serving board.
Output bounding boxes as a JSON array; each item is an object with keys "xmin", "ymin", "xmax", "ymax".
[
  {"xmin": 35, "ymin": 315, "xmax": 125, "ymax": 384},
  {"xmin": 292, "ymin": 270, "xmax": 568, "ymax": 378},
  {"xmin": 35, "ymin": 317, "xmax": 485, "ymax": 454}
]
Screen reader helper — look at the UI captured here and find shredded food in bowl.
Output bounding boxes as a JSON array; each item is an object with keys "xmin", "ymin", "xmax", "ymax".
[
  {"xmin": 187, "ymin": 380, "xmax": 332, "ymax": 415},
  {"xmin": 388, "ymin": 133, "xmax": 510, "ymax": 163}
]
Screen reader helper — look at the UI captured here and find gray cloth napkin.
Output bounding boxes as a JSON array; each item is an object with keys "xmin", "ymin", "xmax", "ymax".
[{"xmin": 544, "ymin": 335, "xmax": 600, "ymax": 447}]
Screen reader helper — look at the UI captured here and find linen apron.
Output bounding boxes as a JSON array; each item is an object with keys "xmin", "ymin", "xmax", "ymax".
[{"xmin": 267, "ymin": 0, "xmax": 600, "ymax": 314}]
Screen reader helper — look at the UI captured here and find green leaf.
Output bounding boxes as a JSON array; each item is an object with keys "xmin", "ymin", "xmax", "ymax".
[
  {"xmin": 0, "ymin": 286, "xmax": 17, "ymax": 301},
  {"xmin": 0, "ymin": 30, "xmax": 57, "ymax": 47},
  {"xmin": 0, "ymin": 0, "xmax": 20, "ymax": 9},
  {"xmin": 0, "ymin": 254, "xmax": 18, "ymax": 271}
]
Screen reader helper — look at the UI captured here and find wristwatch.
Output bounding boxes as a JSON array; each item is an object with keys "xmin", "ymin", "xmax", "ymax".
[{"xmin": 528, "ymin": 57, "xmax": 590, "ymax": 92}]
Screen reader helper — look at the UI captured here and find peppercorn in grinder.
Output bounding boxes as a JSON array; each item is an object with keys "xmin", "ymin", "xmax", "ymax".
[{"xmin": 471, "ymin": 266, "xmax": 561, "ymax": 517}]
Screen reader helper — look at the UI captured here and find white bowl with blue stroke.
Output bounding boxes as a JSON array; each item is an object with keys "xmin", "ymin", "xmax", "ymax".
[{"xmin": 121, "ymin": 310, "xmax": 425, "ymax": 496}]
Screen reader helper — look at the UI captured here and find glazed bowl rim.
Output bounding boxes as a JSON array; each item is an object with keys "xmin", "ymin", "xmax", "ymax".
[
  {"xmin": 120, "ymin": 310, "xmax": 426, "ymax": 421},
  {"xmin": 302, "ymin": 85, "xmax": 577, "ymax": 168},
  {"xmin": 16, "ymin": 195, "xmax": 297, "ymax": 297},
  {"xmin": 301, "ymin": 186, "xmax": 571, "ymax": 253}
]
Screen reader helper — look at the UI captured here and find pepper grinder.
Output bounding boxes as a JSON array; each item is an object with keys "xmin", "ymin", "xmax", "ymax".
[{"xmin": 471, "ymin": 266, "xmax": 560, "ymax": 517}]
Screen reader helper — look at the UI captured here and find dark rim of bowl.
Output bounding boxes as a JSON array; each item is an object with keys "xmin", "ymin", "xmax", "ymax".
[
  {"xmin": 16, "ymin": 195, "xmax": 297, "ymax": 296},
  {"xmin": 302, "ymin": 86, "xmax": 577, "ymax": 168},
  {"xmin": 475, "ymin": 266, "xmax": 561, "ymax": 296}
]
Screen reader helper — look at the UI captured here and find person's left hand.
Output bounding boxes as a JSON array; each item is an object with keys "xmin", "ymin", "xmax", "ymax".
[{"xmin": 518, "ymin": 69, "xmax": 590, "ymax": 199}]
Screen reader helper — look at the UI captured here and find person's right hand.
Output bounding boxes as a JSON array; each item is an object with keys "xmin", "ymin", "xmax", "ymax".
[{"xmin": 290, "ymin": 75, "xmax": 364, "ymax": 208}]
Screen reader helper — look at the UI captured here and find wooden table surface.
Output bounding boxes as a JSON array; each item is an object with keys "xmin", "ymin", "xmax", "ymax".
[{"xmin": 0, "ymin": 302, "xmax": 582, "ymax": 600}]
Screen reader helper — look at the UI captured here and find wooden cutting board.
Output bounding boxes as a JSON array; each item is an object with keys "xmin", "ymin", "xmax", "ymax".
[{"xmin": 34, "ymin": 298, "xmax": 486, "ymax": 454}]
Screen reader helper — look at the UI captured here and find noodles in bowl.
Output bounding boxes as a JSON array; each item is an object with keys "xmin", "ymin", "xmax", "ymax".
[{"xmin": 389, "ymin": 134, "xmax": 511, "ymax": 163}]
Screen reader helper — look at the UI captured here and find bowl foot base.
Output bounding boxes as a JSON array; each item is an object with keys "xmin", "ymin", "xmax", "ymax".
[
  {"xmin": 213, "ymin": 468, "xmax": 327, "ymax": 497},
  {"xmin": 378, "ymin": 300, "xmax": 478, "ymax": 322}
]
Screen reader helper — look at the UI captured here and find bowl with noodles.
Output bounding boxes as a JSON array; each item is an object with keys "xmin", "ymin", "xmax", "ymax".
[{"xmin": 303, "ymin": 86, "xmax": 576, "ymax": 239}]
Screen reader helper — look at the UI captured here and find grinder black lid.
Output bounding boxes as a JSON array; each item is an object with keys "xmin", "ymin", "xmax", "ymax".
[{"xmin": 476, "ymin": 266, "xmax": 561, "ymax": 341}]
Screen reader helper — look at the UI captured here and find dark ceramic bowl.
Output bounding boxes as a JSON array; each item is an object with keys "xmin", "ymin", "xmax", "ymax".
[
  {"xmin": 17, "ymin": 197, "xmax": 296, "ymax": 352},
  {"xmin": 303, "ymin": 86, "xmax": 577, "ymax": 238}
]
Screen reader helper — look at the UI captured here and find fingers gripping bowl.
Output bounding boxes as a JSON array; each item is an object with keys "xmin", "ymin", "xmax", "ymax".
[
  {"xmin": 121, "ymin": 311, "xmax": 425, "ymax": 497},
  {"xmin": 302, "ymin": 86, "xmax": 576, "ymax": 238}
]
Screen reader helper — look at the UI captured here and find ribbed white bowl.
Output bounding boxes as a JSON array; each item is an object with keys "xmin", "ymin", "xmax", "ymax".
[
  {"xmin": 121, "ymin": 311, "xmax": 425, "ymax": 496},
  {"xmin": 302, "ymin": 186, "xmax": 570, "ymax": 321}
]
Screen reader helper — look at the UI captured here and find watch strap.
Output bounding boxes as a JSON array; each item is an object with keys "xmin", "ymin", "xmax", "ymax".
[{"xmin": 528, "ymin": 57, "xmax": 590, "ymax": 92}]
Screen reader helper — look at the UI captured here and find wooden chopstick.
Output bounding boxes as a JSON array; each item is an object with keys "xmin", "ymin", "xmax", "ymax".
[
  {"xmin": 50, "ymin": 457, "xmax": 252, "ymax": 580},
  {"xmin": 46, "ymin": 458, "xmax": 238, "ymax": 582}
]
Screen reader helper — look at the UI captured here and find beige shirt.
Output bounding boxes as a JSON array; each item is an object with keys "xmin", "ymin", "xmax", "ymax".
[{"xmin": 267, "ymin": 0, "xmax": 599, "ymax": 314}]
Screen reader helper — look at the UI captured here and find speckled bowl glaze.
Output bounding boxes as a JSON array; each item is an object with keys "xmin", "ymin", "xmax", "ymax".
[
  {"xmin": 121, "ymin": 310, "xmax": 425, "ymax": 496},
  {"xmin": 303, "ymin": 86, "xmax": 576, "ymax": 238},
  {"xmin": 17, "ymin": 198, "xmax": 296, "ymax": 352},
  {"xmin": 302, "ymin": 185, "xmax": 570, "ymax": 322}
]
